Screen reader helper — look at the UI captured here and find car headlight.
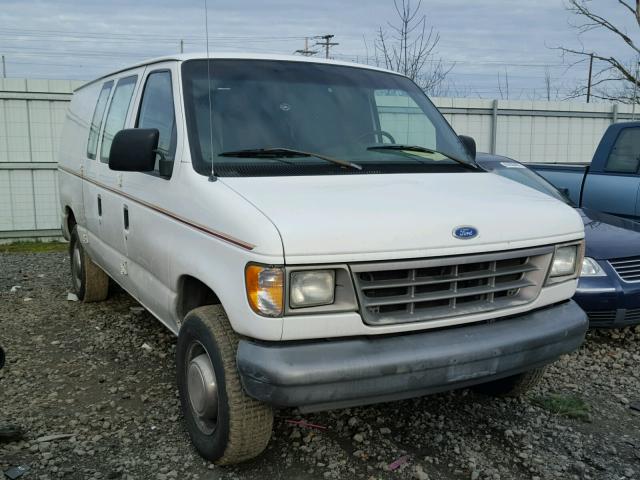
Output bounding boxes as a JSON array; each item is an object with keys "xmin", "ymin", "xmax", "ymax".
[
  {"xmin": 290, "ymin": 270, "xmax": 335, "ymax": 308},
  {"xmin": 550, "ymin": 245, "xmax": 578, "ymax": 277},
  {"xmin": 580, "ymin": 257, "xmax": 606, "ymax": 277},
  {"xmin": 245, "ymin": 264, "xmax": 284, "ymax": 317}
]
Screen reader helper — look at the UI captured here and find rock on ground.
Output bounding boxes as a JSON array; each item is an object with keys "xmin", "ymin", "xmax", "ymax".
[{"xmin": 1, "ymin": 251, "xmax": 640, "ymax": 479}]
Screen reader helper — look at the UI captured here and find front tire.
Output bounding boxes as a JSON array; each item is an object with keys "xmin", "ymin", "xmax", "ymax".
[
  {"xmin": 69, "ymin": 226, "xmax": 109, "ymax": 302},
  {"xmin": 177, "ymin": 305, "xmax": 273, "ymax": 465},
  {"xmin": 472, "ymin": 366, "xmax": 547, "ymax": 397}
]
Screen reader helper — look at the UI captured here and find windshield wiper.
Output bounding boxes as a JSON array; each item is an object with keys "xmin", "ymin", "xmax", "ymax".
[
  {"xmin": 367, "ymin": 145, "xmax": 481, "ymax": 170},
  {"xmin": 219, "ymin": 147, "xmax": 362, "ymax": 170}
]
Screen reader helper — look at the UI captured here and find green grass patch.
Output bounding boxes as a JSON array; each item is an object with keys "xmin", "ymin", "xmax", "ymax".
[
  {"xmin": 0, "ymin": 241, "xmax": 68, "ymax": 254},
  {"xmin": 533, "ymin": 393, "xmax": 590, "ymax": 420}
]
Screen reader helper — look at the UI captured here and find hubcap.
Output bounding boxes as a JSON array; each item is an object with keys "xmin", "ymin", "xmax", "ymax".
[
  {"xmin": 186, "ymin": 345, "xmax": 218, "ymax": 434},
  {"xmin": 72, "ymin": 243, "xmax": 82, "ymax": 291}
]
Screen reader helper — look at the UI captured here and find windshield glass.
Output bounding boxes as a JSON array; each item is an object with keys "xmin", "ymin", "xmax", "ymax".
[
  {"xmin": 181, "ymin": 59, "xmax": 474, "ymax": 176},
  {"xmin": 483, "ymin": 160, "xmax": 571, "ymax": 204}
]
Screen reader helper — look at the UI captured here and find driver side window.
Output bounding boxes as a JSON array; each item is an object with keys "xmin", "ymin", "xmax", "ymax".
[{"xmin": 136, "ymin": 70, "xmax": 177, "ymax": 174}]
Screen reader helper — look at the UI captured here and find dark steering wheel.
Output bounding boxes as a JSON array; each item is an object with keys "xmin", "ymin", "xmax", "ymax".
[{"xmin": 356, "ymin": 129, "xmax": 396, "ymax": 145}]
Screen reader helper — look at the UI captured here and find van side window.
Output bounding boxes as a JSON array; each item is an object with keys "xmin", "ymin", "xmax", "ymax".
[
  {"xmin": 605, "ymin": 128, "xmax": 640, "ymax": 174},
  {"xmin": 86, "ymin": 81, "xmax": 113, "ymax": 160},
  {"xmin": 100, "ymin": 75, "xmax": 138, "ymax": 163},
  {"xmin": 136, "ymin": 71, "xmax": 177, "ymax": 172}
]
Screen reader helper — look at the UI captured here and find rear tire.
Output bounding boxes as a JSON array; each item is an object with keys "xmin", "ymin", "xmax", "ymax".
[
  {"xmin": 177, "ymin": 305, "xmax": 273, "ymax": 465},
  {"xmin": 472, "ymin": 366, "xmax": 547, "ymax": 397},
  {"xmin": 69, "ymin": 226, "xmax": 109, "ymax": 302}
]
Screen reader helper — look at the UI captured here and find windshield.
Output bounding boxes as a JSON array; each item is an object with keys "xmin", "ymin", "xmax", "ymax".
[
  {"xmin": 483, "ymin": 160, "xmax": 571, "ymax": 204},
  {"xmin": 181, "ymin": 59, "xmax": 475, "ymax": 176}
]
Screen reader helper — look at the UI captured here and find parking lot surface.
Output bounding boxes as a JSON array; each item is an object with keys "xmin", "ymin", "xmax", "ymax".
[{"xmin": 1, "ymin": 250, "xmax": 640, "ymax": 480}]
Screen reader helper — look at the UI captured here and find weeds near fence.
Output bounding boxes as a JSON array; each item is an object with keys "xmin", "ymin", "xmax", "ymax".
[{"xmin": 0, "ymin": 241, "xmax": 67, "ymax": 254}]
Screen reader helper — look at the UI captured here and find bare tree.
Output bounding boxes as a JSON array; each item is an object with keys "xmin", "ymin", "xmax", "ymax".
[
  {"xmin": 543, "ymin": 68, "xmax": 562, "ymax": 101},
  {"xmin": 374, "ymin": 0, "xmax": 453, "ymax": 94},
  {"xmin": 558, "ymin": 0, "xmax": 640, "ymax": 102},
  {"xmin": 497, "ymin": 69, "xmax": 510, "ymax": 100}
]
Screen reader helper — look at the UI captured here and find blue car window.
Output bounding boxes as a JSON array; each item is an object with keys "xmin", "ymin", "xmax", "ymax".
[{"xmin": 605, "ymin": 128, "xmax": 640, "ymax": 174}]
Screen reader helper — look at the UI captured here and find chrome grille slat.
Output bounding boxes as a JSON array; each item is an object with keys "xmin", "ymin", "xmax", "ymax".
[
  {"xmin": 609, "ymin": 257, "xmax": 640, "ymax": 282},
  {"xmin": 609, "ymin": 258, "xmax": 640, "ymax": 265},
  {"xmin": 362, "ymin": 279, "xmax": 534, "ymax": 308},
  {"xmin": 358, "ymin": 263, "xmax": 537, "ymax": 290},
  {"xmin": 351, "ymin": 246, "xmax": 553, "ymax": 326}
]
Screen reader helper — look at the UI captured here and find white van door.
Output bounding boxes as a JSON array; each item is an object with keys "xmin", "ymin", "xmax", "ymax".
[
  {"xmin": 117, "ymin": 62, "xmax": 182, "ymax": 323},
  {"xmin": 82, "ymin": 80, "xmax": 113, "ymax": 256},
  {"xmin": 94, "ymin": 72, "xmax": 142, "ymax": 294}
]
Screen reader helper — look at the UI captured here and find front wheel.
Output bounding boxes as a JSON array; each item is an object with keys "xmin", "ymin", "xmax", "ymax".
[
  {"xmin": 176, "ymin": 305, "xmax": 273, "ymax": 465},
  {"xmin": 472, "ymin": 366, "xmax": 547, "ymax": 397},
  {"xmin": 69, "ymin": 226, "xmax": 109, "ymax": 302}
]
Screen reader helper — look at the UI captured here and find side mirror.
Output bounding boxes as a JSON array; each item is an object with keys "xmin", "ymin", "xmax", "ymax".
[
  {"xmin": 108, "ymin": 128, "xmax": 159, "ymax": 172},
  {"xmin": 459, "ymin": 135, "xmax": 476, "ymax": 160}
]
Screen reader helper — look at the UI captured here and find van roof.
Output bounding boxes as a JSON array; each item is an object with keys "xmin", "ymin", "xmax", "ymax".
[{"xmin": 76, "ymin": 52, "xmax": 403, "ymax": 91}]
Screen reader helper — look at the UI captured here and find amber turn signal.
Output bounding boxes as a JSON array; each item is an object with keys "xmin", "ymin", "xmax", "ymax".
[{"xmin": 245, "ymin": 264, "xmax": 284, "ymax": 317}]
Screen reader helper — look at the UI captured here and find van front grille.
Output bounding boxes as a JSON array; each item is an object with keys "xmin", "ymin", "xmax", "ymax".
[
  {"xmin": 609, "ymin": 257, "xmax": 640, "ymax": 282},
  {"xmin": 351, "ymin": 246, "xmax": 554, "ymax": 326}
]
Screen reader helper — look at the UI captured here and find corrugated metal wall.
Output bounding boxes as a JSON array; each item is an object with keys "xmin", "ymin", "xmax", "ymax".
[{"xmin": 0, "ymin": 78, "xmax": 635, "ymax": 239}]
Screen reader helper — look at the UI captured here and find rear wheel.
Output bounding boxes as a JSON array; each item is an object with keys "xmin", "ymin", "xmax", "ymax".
[
  {"xmin": 69, "ymin": 226, "xmax": 109, "ymax": 302},
  {"xmin": 472, "ymin": 366, "xmax": 547, "ymax": 397},
  {"xmin": 177, "ymin": 305, "xmax": 273, "ymax": 465}
]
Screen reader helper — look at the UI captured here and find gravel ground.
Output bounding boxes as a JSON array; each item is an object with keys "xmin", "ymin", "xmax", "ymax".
[{"xmin": 1, "ymin": 251, "xmax": 640, "ymax": 480}]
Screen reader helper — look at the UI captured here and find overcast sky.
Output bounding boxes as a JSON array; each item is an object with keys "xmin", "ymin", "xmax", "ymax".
[{"xmin": 0, "ymin": 0, "xmax": 635, "ymax": 100}]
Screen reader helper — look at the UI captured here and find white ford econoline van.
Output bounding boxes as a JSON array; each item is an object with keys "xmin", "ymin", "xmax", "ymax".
[{"xmin": 58, "ymin": 53, "xmax": 588, "ymax": 464}]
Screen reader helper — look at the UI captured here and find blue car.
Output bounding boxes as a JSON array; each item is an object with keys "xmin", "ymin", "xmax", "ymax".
[{"xmin": 478, "ymin": 153, "xmax": 640, "ymax": 328}]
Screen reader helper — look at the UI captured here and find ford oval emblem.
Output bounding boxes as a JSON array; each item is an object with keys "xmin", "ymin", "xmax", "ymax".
[{"xmin": 453, "ymin": 226, "xmax": 478, "ymax": 240}]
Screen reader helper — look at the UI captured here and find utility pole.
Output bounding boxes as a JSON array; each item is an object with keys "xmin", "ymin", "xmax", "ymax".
[
  {"xmin": 586, "ymin": 53, "xmax": 594, "ymax": 103},
  {"xmin": 180, "ymin": 39, "xmax": 184, "ymax": 54},
  {"xmin": 295, "ymin": 37, "xmax": 317, "ymax": 56},
  {"xmin": 315, "ymin": 34, "xmax": 338, "ymax": 59},
  {"xmin": 1, "ymin": 56, "xmax": 5, "ymax": 79}
]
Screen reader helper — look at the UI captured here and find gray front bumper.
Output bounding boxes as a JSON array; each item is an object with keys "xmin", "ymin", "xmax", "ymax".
[{"xmin": 237, "ymin": 301, "xmax": 587, "ymax": 412}]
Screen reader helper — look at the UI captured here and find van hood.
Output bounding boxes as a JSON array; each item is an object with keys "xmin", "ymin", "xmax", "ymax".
[{"xmin": 222, "ymin": 172, "xmax": 584, "ymax": 263}]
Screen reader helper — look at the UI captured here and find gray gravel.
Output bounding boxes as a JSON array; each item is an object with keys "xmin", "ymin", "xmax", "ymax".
[{"xmin": 1, "ymin": 251, "xmax": 640, "ymax": 480}]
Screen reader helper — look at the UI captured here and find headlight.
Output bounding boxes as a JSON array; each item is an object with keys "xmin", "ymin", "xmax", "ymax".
[
  {"xmin": 550, "ymin": 245, "xmax": 578, "ymax": 277},
  {"xmin": 580, "ymin": 257, "xmax": 606, "ymax": 277},
  {"xmin": 290, "ymin": 270, "xmax": 335, "ymax": 308},
  {"xmin": 245, "ymin": 264, "xmax": 284, "ymax": 317}
]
